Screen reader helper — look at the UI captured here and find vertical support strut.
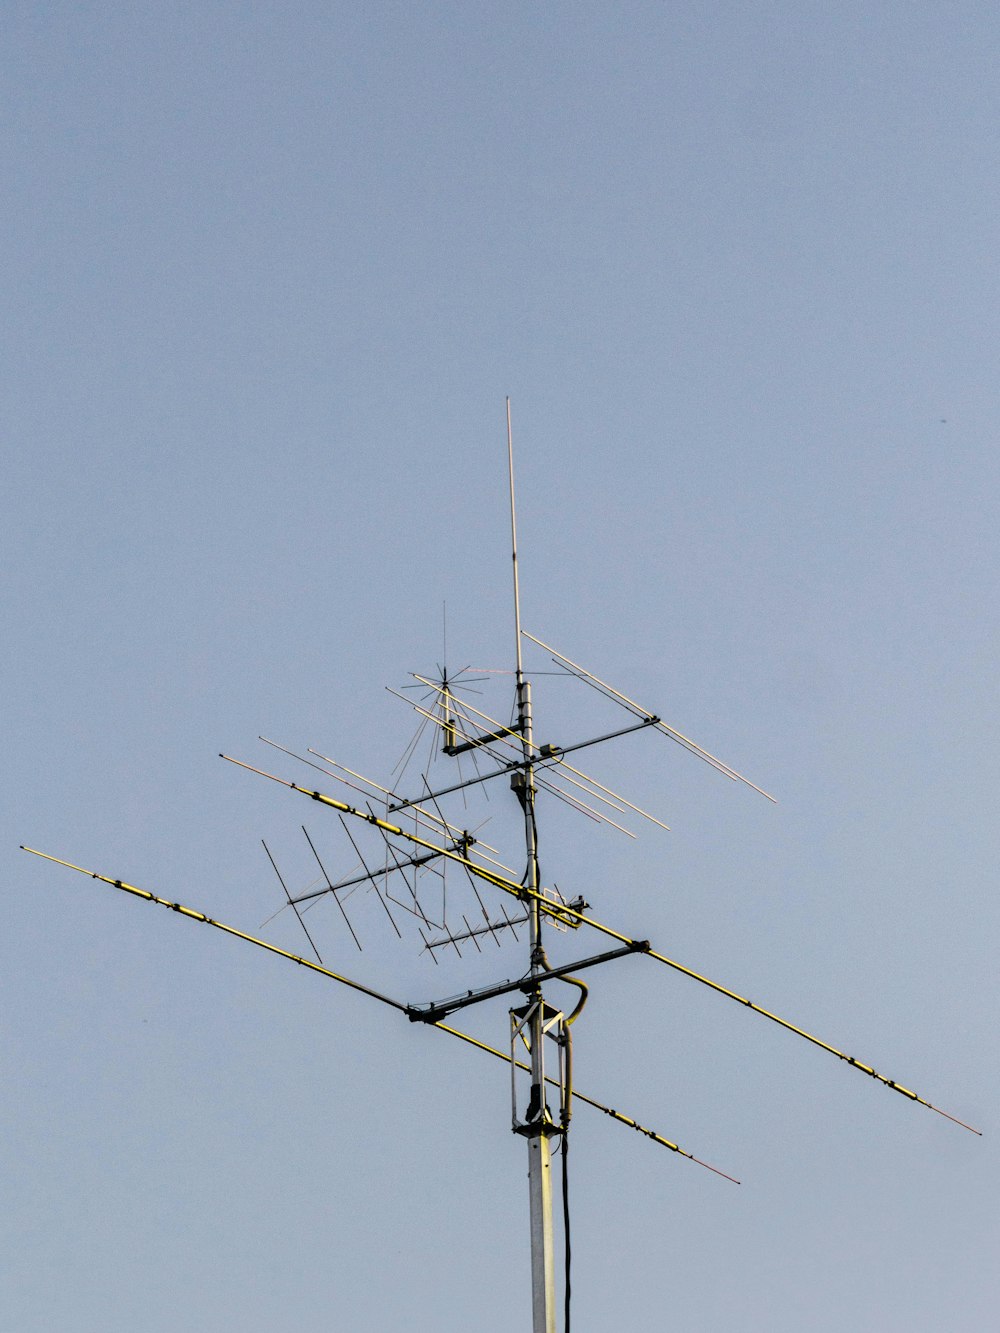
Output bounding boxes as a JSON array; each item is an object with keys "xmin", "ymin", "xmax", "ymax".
[{"xmin": 508, "ymin": 398, "xmax": 557, "ymax": 1333}]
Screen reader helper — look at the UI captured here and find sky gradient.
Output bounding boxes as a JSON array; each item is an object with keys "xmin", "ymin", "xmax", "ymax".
[{"xmin": 5, "ymin": 5, "xmax": 998, "ymax": 1330}]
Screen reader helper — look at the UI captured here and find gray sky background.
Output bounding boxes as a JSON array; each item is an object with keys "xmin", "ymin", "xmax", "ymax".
[{"xmin": 5, "ymin": 5, "xmax": 998, "ymax": 1330}]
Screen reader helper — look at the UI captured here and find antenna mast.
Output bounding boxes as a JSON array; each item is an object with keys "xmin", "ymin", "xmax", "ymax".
[{"xmin": 508, "ymin": 398, "xmax": 558, "ymax": 1332}]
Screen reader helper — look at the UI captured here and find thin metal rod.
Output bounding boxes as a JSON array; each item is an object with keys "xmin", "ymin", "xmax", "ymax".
[
  {"xmin": 533, "ymin": 773, "xmax": 636, "ymax": 837},
  {"xmin": 391, "ymin": 710, "xmax": 433, "ymax": 782},
  {"xmin": 523, "ymin": 631, "xmax": 777, "ymax": 801},
  {"xmin": 463, "ymin": 845, "xmax": 520, "ymax": 879},
  {"xmin": 301, "ymin": 826, "xmax": 363, "ymax": 952},
  {"xmin": 508, "ymin": 397, "xmax": 524, "ymax": 682},
  {"xmin": 559, "ymin": 760, "xmax": 671, "ymax": 832},
  {"xmin": 541, "ymin": 768, "xmax": 637, "ymax": 824},
  {"xmin": 261, "ymin": 839, "xmax": 324, "ymax": 964},
  {"xmin": 534, "ymin": 776, "xmax": 601, "ymax": 824},
  {"xmin": 336, "ymin": 815, "xmax": 402, "ymax": 939},
  {"xmin": 20, "ymin": 845, "xmax": 739, "ymax": 1181},
  {"xmin": 375, "ymin": 826, "xmax": 436, "ymax": 928}
]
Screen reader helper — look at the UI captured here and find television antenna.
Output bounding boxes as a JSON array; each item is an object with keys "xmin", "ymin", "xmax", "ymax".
[{"xmin": 22, "ymin": 400, "xmax": 979, "ymax": 1332}]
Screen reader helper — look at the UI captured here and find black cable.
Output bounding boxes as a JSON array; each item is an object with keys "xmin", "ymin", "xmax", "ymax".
[
  {"xmin": 562, "ymin": 1130, "xmax": 571, "ymax": 1333},
  {"xmin": 530, "ymin": 799, "xmax": 541, "ymax": 891}
]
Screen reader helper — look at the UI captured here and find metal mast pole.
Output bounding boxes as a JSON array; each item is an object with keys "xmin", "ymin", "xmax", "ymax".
[{"xmin": 507, "ymin": 399, "xmax": 557, "ymax": 1333}]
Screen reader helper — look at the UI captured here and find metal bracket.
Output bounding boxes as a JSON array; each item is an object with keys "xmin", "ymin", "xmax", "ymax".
[{"xmin": 510, "ymin": 999, "xmax": 570, "ymax": 1138}]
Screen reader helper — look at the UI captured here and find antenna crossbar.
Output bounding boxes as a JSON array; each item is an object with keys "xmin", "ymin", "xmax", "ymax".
[
  {"xmin": 406, "ymin": 942, "xmax": 649, "ymax": 1023},
  {"xmin": 444, "ymin": 726, "xmax": 522, "ymax": 757},
  {"xmin": 423, "ymin": 904, "xmax": 529, "ymax": 952},
  {"xmin": 415, "ymin": 671, "xmax": 663, "ymax": 771}
]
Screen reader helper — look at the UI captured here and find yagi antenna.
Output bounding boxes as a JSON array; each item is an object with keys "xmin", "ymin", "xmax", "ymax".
[
  {"xmin": 22, "ymin": 402, "xmax": 980, "ymax": 1333},
  {"xmin": 522, "ymin": 629, "xmax": 777, "ymax": 801}
]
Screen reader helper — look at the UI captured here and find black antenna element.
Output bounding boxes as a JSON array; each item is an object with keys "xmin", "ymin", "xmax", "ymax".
[
  {"xmin": 262, "ymin": 839, "xmax": 324, "ymax": 964},
  {"xmin": 22, "ymin": 404, "xmax": 980, "ymax": 1333}
]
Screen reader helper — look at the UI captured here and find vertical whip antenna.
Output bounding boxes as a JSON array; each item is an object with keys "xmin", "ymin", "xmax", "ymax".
[
  {"xmin": 507, "ymin": 396, "xmax": 525, "ymax": 685},
  {"xmin": 507, "ymin": 397, "xmax": 556, "ymax": 1331}
]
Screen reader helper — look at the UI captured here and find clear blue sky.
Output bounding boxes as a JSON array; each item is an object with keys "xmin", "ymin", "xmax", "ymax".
[{"xmin": 5, "ymin": 5, "xmax": 997, "ymax": 1330}]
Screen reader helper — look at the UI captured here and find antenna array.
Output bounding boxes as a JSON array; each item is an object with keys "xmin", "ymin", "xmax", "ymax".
[{"xmin": 22, "ymin": 402, "xmax": 979, "ymax": 1333}]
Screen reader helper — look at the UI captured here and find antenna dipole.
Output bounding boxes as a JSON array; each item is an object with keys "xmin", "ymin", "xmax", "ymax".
[{"xmin": 507, "ymin": 399, "xmax": 558, "ymax": 1333}]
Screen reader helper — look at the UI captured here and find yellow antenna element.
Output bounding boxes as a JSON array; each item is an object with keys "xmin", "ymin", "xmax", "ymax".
[
  {"xmin": 522, "ymin": 630, "xmax": 777, "ymax": 802},
  {"xmin": 517, "ymin": 894, "xmax": 982, "ymax": 1137},
  {"xmin": 305, "ymin": 743, "xmax": 498, "ymax": 850},
  {"xmin": 219, "ymin": 754, "xmax": 528, "ymax": 898},
  {"xmin": 216, "ymin": 756, "xmax": 979, "ymax": 1136},
  {"xmin": 19, "ymin": 845, "xmax": 738, "ymax": 1184},
  {"xmin": 432, "ymin": 1021, "xmax": 740, "ymax": 1184},
  {"xmin": 20, "ymin": 847, "xmax": 405, "ymax": 1012}
]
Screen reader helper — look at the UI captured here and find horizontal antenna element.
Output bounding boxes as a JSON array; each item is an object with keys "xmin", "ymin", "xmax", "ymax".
[
  {"xmin": 522, "ymin": 631, "xmax": 777, "ymax": 801},
  {"xmin": 20, "ymin": 845, "xmax": 739, "ymax": 1181},
  {"xmin": 220, "ymin": 757, "xmax": 978, "ymax": 1134}
]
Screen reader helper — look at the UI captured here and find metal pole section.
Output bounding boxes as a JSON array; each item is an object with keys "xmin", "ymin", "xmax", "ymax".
[{"xmin": 508, "ymin": 400, "xmax": 557, "ymax": 1333}]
